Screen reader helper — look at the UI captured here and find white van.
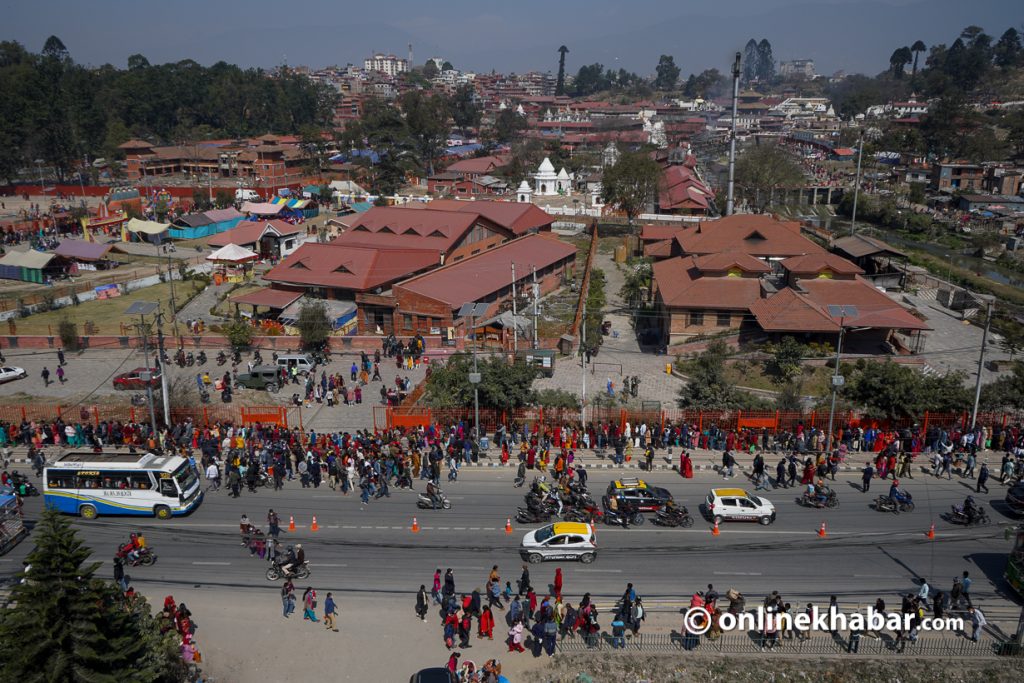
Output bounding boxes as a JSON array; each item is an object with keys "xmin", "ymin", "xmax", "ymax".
[
  {"xmin": 236, "ymin": 188, "xmax": 262, "ymax": 202},
  {"xmin": 275, "ymin": 353, "xmax": 315, "ymax": 375}
]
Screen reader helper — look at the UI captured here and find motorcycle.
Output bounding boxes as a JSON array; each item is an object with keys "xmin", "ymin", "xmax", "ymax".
[
  {"xmin": 232, "ymin": 349, "xmax": 242, "ymax": 365},
  {"xmin": 601, "ymin": 497, "xmax": 644, "ymax": 526},
  {"xmin": 217, "ymin": 351, "xmax": 227, "ymax": 366},
  {"xmin": 199, "ymin": 388, "xmax": 210, "ymax": 404},
  {"xmin": 253, "ymin": 351, "xmax": 263, "ymax": 366},
  {"xmin": 417, "ymin": 491, "xmax": 452, "ymax": 510},
  {"xmin": 651, "ymin": 505, "xmax": 694, "ymax": 528},
  {"xmin": 175, "ymin": 350, "xmax": 186, "ymax": 367},
  {"xmin": 796, "ymin": 490, "xmax": 839, "ymax": 509},
  {"xmin": 222, "ymin": 386, "xmax": 233, "ymax": 403},
  {"xmin": 946, "ymin": 504, "xmax": 990, "ymax": 526},
  {"xmin": 874, "ymin": 493, "xmax": 915, "ymax": 514},
  {"xmin": 266, "ymin": 561, "xmax": 311, "ymax": 581},
  {"xmin": 8, "ymin": 480, "xmax": 40, "ymax": 497},
  {"xmin": 196, "ymin": 351, "xmax": 207, "ymax": 365},
  {"xmin": 516, "ymin": 506, "xmax": 554, "ymax": 524},
  {"xmin": 116, "ymin": 545, "xmax": 157, "ymax": 567},
  {"xmin": 563, "ymin": 503, "xmax": 602, "ymax": 523},
  {"xmin": 185, "ymin": 352, "xmax": 195, "ymax": 367}
]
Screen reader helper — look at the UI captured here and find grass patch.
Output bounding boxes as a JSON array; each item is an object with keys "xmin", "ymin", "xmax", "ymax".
[{"xmin": 677, "ymin": 357, "xmax": 833, "ymax": 396}]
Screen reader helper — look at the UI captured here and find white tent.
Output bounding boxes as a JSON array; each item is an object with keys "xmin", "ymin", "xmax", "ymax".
[
  {"xmin": 206, "ymin": 243, "xmax": 259, "ymax": 263},
  {"xmin": 240, "ymin": 201, "xmax": 284, "ymax": 216},
  {"xmin": 125, "ymin": 218, "xmax": 169, "ymax": 235}
]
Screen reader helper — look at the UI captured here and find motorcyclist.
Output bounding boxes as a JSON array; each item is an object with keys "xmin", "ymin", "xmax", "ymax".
[
  {"xmin": 426, "ymin": 480, "xmax": 442, "ymax": 509},
  {"xmin": 888, "ymin": 480, "xmax": 910, "ymax": 506},
  {"xmin": 814, "ymin": 479, "xmax": 831, "ymax": 505},
  {"xmin": 962, "ymin": 495, "xmax": 978, "ymax": 524},
  {"xmin": 281, "ymin": 544, "xmax": 305, "ymax": 577}
]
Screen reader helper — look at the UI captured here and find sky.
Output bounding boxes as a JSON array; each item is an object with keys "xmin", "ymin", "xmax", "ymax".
[{"xmin": 3, "ymin": 0, "xmax": 1022, "ymax": 77}]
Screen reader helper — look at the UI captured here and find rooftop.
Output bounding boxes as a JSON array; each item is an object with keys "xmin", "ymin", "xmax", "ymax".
[
  {"xmin": 265, "ymin": 243, "xmax": 439, "ymax": 292},
  {"xmin": 652, "ymin": 256, "xmax": 763, "ymax": 310},
  {"xmin": 674, "ymin": 214, "xmax": 824, "ymax": 258}
]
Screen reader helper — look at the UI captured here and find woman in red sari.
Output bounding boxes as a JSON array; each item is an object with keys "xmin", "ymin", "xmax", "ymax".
[{"xmin": 680, "ymin": 452, "xmax": 694, "ymax": 478}]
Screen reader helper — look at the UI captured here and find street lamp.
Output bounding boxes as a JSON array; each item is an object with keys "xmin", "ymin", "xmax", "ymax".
[
  {"xmin": 127, "ymin": 301, "xmax": 160, "ymax": 438},
  {"xmin": 459, "ymin": 302, "xmax": 489, "ymax": 443},
  {"xmin": 825, "ymin": 304, "xmax": 858, "ymax": 454}
]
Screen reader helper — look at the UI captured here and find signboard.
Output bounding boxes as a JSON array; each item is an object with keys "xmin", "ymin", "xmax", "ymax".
[{"xmin": 95, "ymin": 283, "xmax": 121, "ymax": 299}]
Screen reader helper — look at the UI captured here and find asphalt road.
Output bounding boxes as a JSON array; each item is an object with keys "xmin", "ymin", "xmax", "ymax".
[{"xmin": 4, "ymin": 467, "xmax": 1021, "ymax": 618}]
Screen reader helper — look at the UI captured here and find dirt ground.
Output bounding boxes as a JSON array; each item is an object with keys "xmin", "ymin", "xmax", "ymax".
[{"xmin": 526, "ymin": 653, "xmax": 1024, "ymax": 683}]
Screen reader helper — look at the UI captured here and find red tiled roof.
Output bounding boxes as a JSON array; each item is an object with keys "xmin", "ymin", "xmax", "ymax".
[
  {"xmin": 674, "ymin": 215, "xmax": 823, "ymax": 258},
  {"xmin": 229, "ymin": 287, "xmax": 303, "ymax": 309},
  {"xmin": 643, "ymin": 239, "xmax": 674, "ymax": 259},
  {"xmin": 264, "ymin": 243, "xmax": 439, "ymax": 292},
  {"xmin": 652, "ymin": 256, "xmax": 762, "ymax": 310},
  {"xmin": 207, "ymin": 220, "xmax": 304, "ymax": 247},
  {"xmin": 692, "ymin": 252, "xmax": 771, "ymax": 273},
  {"xmin": 796, "ymin": 278, "xmax": 931, "ymax": 331},
  {"xmin": 444, "ymin": 155, "xmax": 510, "ymax": 174},
  {"xmin": 395, "ymin": 235, "xmax": 576, "ymax": 308},
  {"xmin": 750, "ymin": 288, "xmax": 840, "ymax": 333},
  {"xmin": 640, "ymin": 224, "xmax": 685, "ymax": 242},
  {"xmin": 341, "ymin": 205, "xmax": 513, "ymax": 251},
  {"xmin": 421, "ymin": 199, "xmax": 553, "ymax": 235},
  {"xmin": 781, "ymin": 253, "xmax": 864, "ymax": 276}
]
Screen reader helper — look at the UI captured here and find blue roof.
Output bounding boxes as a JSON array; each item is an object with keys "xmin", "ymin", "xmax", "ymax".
[
  {"xmin": 329, "ymin": 149, "xmax": 381, "ymax": 164},
  {"xmin": 445, "ymin": 143, "xmax": 484, "ymax": 156},
  {"xmin": 350, "ymin": 202, "xmax": 373, "ymax": 213}
]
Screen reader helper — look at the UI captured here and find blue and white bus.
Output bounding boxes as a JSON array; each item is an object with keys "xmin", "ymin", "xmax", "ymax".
[{"xmin": 44, "ymin": 450, "xmax": 203, "ymax": 519}]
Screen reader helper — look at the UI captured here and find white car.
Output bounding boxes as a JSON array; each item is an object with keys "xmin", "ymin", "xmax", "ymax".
[
  {"xmin": 520, "ymin": 522, "xmax": 597, "ymax": 564},
  {"xmin": 705, "ymin": 488, "xmax": 776, "ymax": 525},
  {"xmin": 0, "ymin": 366, "xmax": 27, "ymax": 384}
]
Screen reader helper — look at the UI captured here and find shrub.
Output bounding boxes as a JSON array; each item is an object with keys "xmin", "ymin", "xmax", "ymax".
[{"xmin": 58, "ymin": 317, "xmax": 79, "ymax": 351}]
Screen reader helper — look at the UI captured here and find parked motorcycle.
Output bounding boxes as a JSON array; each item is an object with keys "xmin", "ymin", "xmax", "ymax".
[
  {"xmin": 175, "ymin": 350, "xmax": 186, "ymax": 367},
  {"xmin": 651, "ymin": 505, "xmax": 694, "ymax": 527},
  {"xmin": 266, "ymin": 561, "xmax": 311, "ymax": 581},
  {"xmin": 874, "ymin": 494, "xmax": 915, "ymax": 514},
  {"xmin": 516, "ymin": 506, "xmax": 554, "ymax": 524},
  {"xmin": 416, "ymin": 491, "xmax": 452, "ymax": 510},
  {"xmin": 196, "ymin": 351, "xmax": 207, "ymax": 365},
  {"xmin": 796, "ymin": 490, "xmax": 839, "ymax": 509},
  {"xmin": 222, "ymin": 386, "xmax": 233, "ymax": 403}
]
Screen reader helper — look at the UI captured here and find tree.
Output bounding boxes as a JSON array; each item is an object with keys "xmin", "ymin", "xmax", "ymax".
[
  {"xmin": 298, "ymin": 124, "xmax": 331, "ymax": 179},
  {"xmin": 742, "ymin": 39, "xmax": 760, "ymax": 83},
  {"xmin": 775, "ymin": 381, "xmax": 803, "ymax": 411},
  {"xmin": 41, "ymin": 35, "xmax": 69, "ymax": 61},
  {"xmin": 600, "ymin": 151, "xmax": 661, "ymax": 227},
  {"xmin": 441, "ymin": 61, "xmax": 454, "ymax": 72},
  {"xmin": 677, "ymin": 340, "xmax": 747, "ymax": 409},
  {"xmin": 755, "ymin": 39, "xmax": 775, "ymax": 82},
  {"xmin": 422, "ymin": 61, "xmax": 439, "ymax": 80},
  {"xmin": 492, "ymin": 107, "xmax": 527, "ymax": 143},
  {"xmin": 980, "ymin": 362, "xmax": 1024, "ymax": 410},
  {"xmin": 734, "ymin": 143, "xmax": 803, "ymax": 208},
  {"xmin": 224, "ymin": 318, "xmax": 254, "ymax": 349},
  {"xmin": 841, "ymin": 360, "xmax": 970, "ymax": 419},
  {"xmin": 295, "ymin": 300, "xmax": 331, "ymax": 350},
  {"xmin": 910, "ymin": 40, "xmax": 927, "ymax": 75},
  {"xmin": 400, "ymin": 90, "xmax": 450, "ymax": 175},
  {"xmin": 534, "ymin": 388, "xmax": 581, "ymax": 409},
  {"xmin": 889, "ymin": 46, "xmax": 913, "ymax": 78},
  {"xmin": 127, "ymin": 53, "xmax": 150, "ymax": 71},
  {"xmin": 0, "ymin": 508, "xmax": 183, "ymax": 683},
  {"xmin": 654, "ymin": 54, "xmax": 681, "ymax": 91},
  {"xmin": 683, "ymin": 69, "xmax": 726, "ymax": 99},
  {"xmin": 449, "ymin": 83, "xmax": 481, "ymax": 130},
  {"xmin": 424, "ymin": 353, "xmax": 539, "ymax": 411},
  {"xmin": 994, "ymin": 28, "xmax": 1023, "ymax": 68},
  {"xmin": 555, "ymin": 45, "xmax": 569, "ymax": 95},
  {"xmin": 573, "ymin": 63, "xmax": 609, "ymax": 96},
  {"xmin": 766, "ymin": 336, "xmax": 805, "ymax": 383},
  {"xmin": 58, "ymin": 317, "xmax": 79, "ymax": 351}
]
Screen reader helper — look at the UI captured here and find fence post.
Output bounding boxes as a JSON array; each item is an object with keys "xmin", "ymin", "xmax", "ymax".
[
  {"xmin": 736, "ymin": 410, "xmax": 742, "ymax": 429},
  {"xmin": 20, "ymin": 406, "xmax": 26, "ymax": 421},
  {"xmin": 660, "ymin": 410, "xmax": 665, "ymax": 431},
  {"xmin": 130, "ymin": 407, "xmax": 135, "ymax": 423},
  {"xmin": 698, "ymin": 410, "xmax": 703, "ymax": 432},
  {"xmin": 923, "ymin": 410, "xmax": 929, "ymax": 432},
  {"xmin": 810, "ymin": 410, "xmax": 816, "ymax": 429},
  {"xmin": 281, "ymin": 407, "xmax": 288, "ymax": 429},
  {"xmin": 203, "ymin": 407, "xmax": 209, "ymax": 427},
  {"xmin": 93, "ymin": 406, "xmax": 100, "ymax": 428},
  {"xmin": 774, "ymin": 409, "xmax": 780, "ymax": 431}
]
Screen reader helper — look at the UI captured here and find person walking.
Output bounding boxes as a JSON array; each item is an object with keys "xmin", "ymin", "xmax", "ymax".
[
  {"xmin": 553, "ymin": 568, "xmax": 563, "ymax": 601},
  {"xmin": 432, "ymin": 568, "xmax": 443, "ymax": 605},
  {"xmin": 478, "ymin": 604, "xmax": 495, "ymax": 640},
  {"xmin": 281, "ymin": 580, "xmax": 295, "ymax": 618},
  {"xmin": 507, "ymin": 621, "xmax": 525, "ymax": 652},
  {"xmin": 416, "ymin": 585, "xmax": 429, "ymax": 621},
  {"xmin": 976, "ymin": 463, "xmax": 990, "ymax": 494},
  {"xmin": 961, "ymin": 571, "xmax": 973, "ymax": 608},
  {"xmin": 57, "ymin": 348, "xmax": 66, "ymax": 366},
  {"xmin": 41, "ymin": 367, "xmax": 50, "ymax": 387},
  {"xmin": 302, "ymin": 587, "xmax": 318, "ymax": 622},
  {"xmin": 113, "ymin": 556, "xmax": 128, "ymax": 593},
  {"xmin": 861, "ymin": 462, "xmax": 874, "ymax": 492},
  {"xmin": 267, "ymin": 509, "xmax": 281, "ymax": 539},
  {"xmin": 56, "ymin": 366, "xmax": 65, "ymax": 384},
  {"xmin": 323, "ymin": 592, "xmax": 338, "ymax": 632},
  {"xmin": 968, "ymin": 606, "xmax": 986, "ymax": 642}
]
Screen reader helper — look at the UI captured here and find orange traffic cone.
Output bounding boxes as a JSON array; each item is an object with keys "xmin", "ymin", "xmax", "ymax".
[
  {"xmin": 411, "ymin": 517, "xmax": 420, "ymax": 533},
  {"xmin": 818, "ymin": 522, "xmax": 827, "ymax": 538},
  {"xmin": 927, "ymin": 523, "xmax": 935, "ymax": 540},
  {"xmin": 288, "ymin": 515, "xmax": 296, "ymax": 532},
  {"xmin": 505, "ymin": 518, "xmax": 513, "ymax": 535},
  {"xmin": 711, "ymin": 520, "xmax": 720, "ymax": 536},
  {"xmin": 311, "ymin": 516, "xmax": 319, "ymax": 532}
]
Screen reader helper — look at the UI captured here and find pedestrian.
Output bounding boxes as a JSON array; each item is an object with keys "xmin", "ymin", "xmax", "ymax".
[
  {"xmin": 917, "ymin": 579, "xmax": 930, "ymax": 601},
  {"xmin": 302, "ymin": 587, "xmax": 318, "ymax": 621},
  {"xmin": 281, "ymin": 580, "xmax": 295, "ymax": 618},
  {"xmin": 507, "ymin": 621, "xmax": 525, "ymax": 652},
  {"xmin": 57, "ymin": 348, "xmax": 66, "ymax": 366},
  {"xmin": 267, "ymin": 508, "xmax": 280, "ymax": 539},
  {"xmin": 113, "ymin": 556, "xmax": 128, "ymax": 592},
  {"xmin": 518, "ymin": 565, "xmax": 531, "ymax": 594},
  {"xmin": 432, "ymin": 568, "xmax": 443, "ymax": 605},
  {"xmin": 41, "ymin": 367, "xmax": 50, "ymax": 387},
  {"xmin": 56, "ymin": 366, "xmax": 65, "ymax": 384},
  {"xmin": 630, "ymin": 597, "xmax": 645, "ymax": 634},
  {"xmin": 976, "ymin": 463, "xmax": 989, "ymax": 494},
  {"xmin": 479, "ymin": 604, "xmax": 495, "ymax": 640},
  {"xmin": 323, "ymin": 592, "xmax": 338, "ymax": 632},
  {"xmin": 416, "ymin": 584, "xmax": 429, "ymax": 621},
  {"xmin": 961, "ymin": 571, "xmax": 973, "ymax": 608},
  {"xmin": 968, "ymin": 606, "xmax": 986, "ymax": 642},
  {"xmin": 861, "ymin": 462, "xmax": 874, "ymax": 492},
  {"xmin": 553, "ymin": 568, "xmax": 563, "ymax": 601}
]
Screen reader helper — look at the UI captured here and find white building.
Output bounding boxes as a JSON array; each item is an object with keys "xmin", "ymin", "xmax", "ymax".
[
  {"xmin": 534, "ymin": 158, "xmax": 558, "ymax": 195},
  {"xmin": 363, "ymin": 53, "xmax": 409, "ymax": 77},
  {"xmin": 516, "ymin": 180, "xmax": 533, "ymax": 203},
  {"xmin": 779, "ymin": 59, "xmax": 816, "ymax": 79}
]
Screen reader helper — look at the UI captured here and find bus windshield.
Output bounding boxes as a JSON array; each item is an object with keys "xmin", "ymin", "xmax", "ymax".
[{"xmin": 173, "ymin": 461, "xmax": 198, "ymax": 494}]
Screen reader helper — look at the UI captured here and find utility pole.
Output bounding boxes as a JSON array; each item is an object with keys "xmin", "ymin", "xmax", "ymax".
[
  {"xmin": 471, "ymin": 313, "xmax": 479, "ymax": 442},
  {"xmin": 511, "ymin": 262, "xmax": 518, "ymax": 353},
  {"xmin": 726, "ymin": 51, "xmax": 741, "ymax": 217},
  {"xmin": 532, "ymin": 265, "xmax": 538, "ymax": 350},
  {"xmin": 825, "ymin": 322, "xmax": 846, "ymax": 455},
  {"xmin": 136, "ymin": 317, "xmax": 158, "ymax": 435},
  {"xmin": 580, "ymin": 299, "xmax": 586, "ymax": 425},
  {"xmin": 155, "ymin": 310, "xmax": 171, "ymax": 427},
  {"xmin": 850, "ymin": 131, "xmax": 864, "ymax": 236},
  {"xmin": 970, "ymin": 300, "xmax": 994, "ymax": 430}
]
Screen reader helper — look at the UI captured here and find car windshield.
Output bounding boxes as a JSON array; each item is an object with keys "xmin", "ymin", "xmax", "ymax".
[
  {"xmin": 172, "ymin": 461, "xmax": 198, "ymax": 494},
  {"xmin": 533, "ymin": 525, "xmax": 556, "ymax": 543}
]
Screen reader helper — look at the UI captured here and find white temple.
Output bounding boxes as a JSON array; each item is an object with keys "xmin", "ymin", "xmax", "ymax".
[
  {"xmin": 516, "ymin": 180, "xmax": 533, "ymax": 203},
  {"xmin": 534, "ymin": 157, "xmax": 558, "ymax": 195}
]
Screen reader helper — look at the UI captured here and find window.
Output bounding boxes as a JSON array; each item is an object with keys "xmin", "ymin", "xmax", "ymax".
[
  {"xmin": 159, "ymin": 478, "xmax": 177, "ymax": 498},
  {"xmin": 717, "ymin": 311, "xmax": 731, "ymax": 327},
  {"xmin": 47, "ymin": 472, "xmax": 76, "ymax": 489},
  {"xmin": 403, "ymin": 314, "xmax": 413, "ymax": 330},
  {"xmin": 689, "ymin": 312, "xmax": 704, "ymax": 326}
]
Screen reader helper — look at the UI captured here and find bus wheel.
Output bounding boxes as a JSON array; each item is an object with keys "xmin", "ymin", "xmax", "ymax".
[
  {"xmin": 79, "ymin": 504, "xmax": 98, "ymax": 520},
  {"xmin": 154, "ymin": 505, "xmax": 172, "ymax": 520}
]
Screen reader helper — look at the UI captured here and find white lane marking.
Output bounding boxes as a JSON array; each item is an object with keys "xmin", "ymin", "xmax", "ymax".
[
  {"xmin": 342, "ymin": 525, "xmax": 357, "ymax": 529},
  {"xmin": 327, "ymin": 525, "xmax": 339, "ymax": 529},
  {"xmin": 374, "ymin": 526, "xmax": 389, "ymax": 529},
  {"xmin": 453, "ymin": 527, "xmax": 466, "ymax": 530},
  {"xmin": 469, "ymin": 527, "xmax": 481, "ymax": 531},
  {"xmin": 192, "ymin": 561, "xmax": 231, "ymax": 566},
  {"xmin": 312, "ymin": 563, "xmax": 348, "ymax": 568},
  {"xmin": 359, "ymin": 526, "xmax": 373, "ymax": 529},
  {"xmin": 713, "ymin": 571, "xmax": 762, "ymax": 576},
  {"xmin": 391, "ymin": 526, "xmax": 404, "ymax": 529},
  {"xmin": 577, "ymin": 569, "xmax": 623, "ymax": 573}
]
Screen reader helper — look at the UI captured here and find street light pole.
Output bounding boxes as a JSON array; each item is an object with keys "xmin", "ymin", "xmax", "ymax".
[
  {"xmin": 580, "ymin": 299, "xmax": 587, "ymax": 425},
  {"xmin": 970, "ymin": 300, "xmax": 994, "ymax": 430},
  {"xmin": 825, "ymin": 321, "xmax": 846, "ymax": 454},
  {"xmin": 137, "ymin": 315, "xmax": 158, "ymax": 436},
  {"xmin": 850, "ymin": 132, "xmax": 864, "ymax": 236},
  {"xmin": 471, "ymin": 313, "xmax": 479, "ymax": 442},
  {"xmin": 511, "ymin": 262, "xmax": 518, "ymax": 354},
  {"xmin": 726, "ymin": 52, "xmax": 741, "ymax": 217}
]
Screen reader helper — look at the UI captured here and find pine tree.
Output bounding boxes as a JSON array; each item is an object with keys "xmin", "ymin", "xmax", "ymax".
[{"xmin": 0, "ymin": 508, "xmax": 182, "ymax": 683}]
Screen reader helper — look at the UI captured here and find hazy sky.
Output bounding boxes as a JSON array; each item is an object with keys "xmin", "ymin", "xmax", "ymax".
[{"xmin": 4, "ymin": 0, "xmax": 1022, "ymax": 76}]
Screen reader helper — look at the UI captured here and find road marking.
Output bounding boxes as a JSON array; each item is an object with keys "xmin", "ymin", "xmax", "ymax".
[
  {"xmin": 327, "ymin": 525, "xmax": 339, "ymax": 529},
  {"xmin": 453, "ymin": 527, "xmax": 466, "ymax": 530},
  {"xmin": 713, "ymin": 571, "xmax": 762, "ymax": 576},
  {"xmin": 374, "ymin": 526, "xmax": 389, "ymax": 529},
  {"xmin": 360, "ymin": 526, "xmax": 374, "ymax": 529},
  {"xmin": 577, "ymin": 568, "xmax": 623, "ymax": 573},
  {"xmin": 437, "ymin": 527, "xmax": 451, "ymax": 530},
  {"xmin": 469, "ymin": 527, "xmax": 481, "ymax": 531},
  {"xmin": 312, "ymin": 563, "xmax": 348, "ymax": 568},
  {"xmin": 391, "ymin": 526, "xmax": 404, "ymax": 529},
  {"xmin": 342, "ymin": 525, "xmax": 357, "ymax": 529},
  {"xmin": 192, "ymin": 561, "xmax": 231, "ymax": 566}
]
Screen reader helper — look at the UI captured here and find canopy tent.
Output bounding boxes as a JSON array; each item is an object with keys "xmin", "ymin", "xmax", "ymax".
[
  {"xmin": 168, "ymin": 207, "xmax": 245, "ymax": 239},
  {"xmin": 0, "ymin": 250, "xmax": 59, "ymax": 283},
  {"xmin": 240, "ymin": 201, "xmax": 285, "ymax": 216},
  {"xmin": 124, "ymin": 218, "xmax": 169, "ymax": 243},
  {"xmin": 279, "ymin": 297, "xmax": 357, "ymax": 334},
  {"xmin": 206, "ymin": 243, "xmax": 259, "ymax": 263}
]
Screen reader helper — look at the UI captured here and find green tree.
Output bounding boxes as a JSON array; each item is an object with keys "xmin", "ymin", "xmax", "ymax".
[
  {"xmin": 214, "ymin": 187, "xmax": 233, "ymax": 209},
  {"xmin": 677, "ymin": 340, "xmax": 744, "ymax": 409},
  {"xmin": 422, "ymin": 61, "xmax": 439, "ymax": 80},
  {"xmin": 889, "ymin": 46, "xmax": 912, "ymax": 78},
  {"xmin": 756, "ymin": 39, "xmax": 775, "ymax": 82},
  {"xmin": 980, "ymin": 362, "xmax": 1024, "ymax": 410},
  {"xmin": 654, "ymin": 54, "xmax": 681, "ymax": 91},
  {"xmin": 441, "ymin": 61, "xmax": 454, "ymax": 72},
  {"xmin": 742, "ymin": 39, "xmax": 760, "ymax": 84},
  {"xmin": 734, "ymin": 143, "xmax": 803, "ymax": 208},
  {"xmin": 535, "ymin": 388, "xmax": 581, "ymax": 409},
  {"xmin": 400, "ymin": 90, "xmax": 450, "ymax": 175},
  {"xmin": 910, "ymin": 40, "xmax": 927, "ymax": 75},
  {"xmin": 449, "ymin": 83, "xmax": 481, "ymax": 130},
  {"xmin": 842, "ymin": 361, "xmax": 970, "ymax": 419},
  {"xmin": 191, "ymin": 187, "xmax": 212, "ymax": 211},
  {"xmin": 555, "ymin": 45, "xmax": 569, "ymax": 95},
  {"xmin": 298, "ymin": 124, "xmax": 331, "ymax": 180},
  {"xmin": 295, "ymin": 300, "xmax": 332, "ymax": 350},
  {"xmin": 573, "ymin": 63, "xmax": 609, "ymax": 96},
  {"xmin": 766, "ymin": 336, "xmax": 805, "ymax": 383},
  {"xmin": 0, "ymin": 508, "xmax": 183, "ymax": 683},
  {"xmin": 993, "ymin": 28, "xmax": 1023, "ymax": 68},
  {"xmin": 492, "ymin": 108, "xmax": 527, "ymax": 144},
  {"xmin": 224, "ymin": 318, "xmax": 254, "ymax": 349},
  {"xmin": 582, "ymin": 269, "xmax": 606, "ymax": 356},
  {"xmin": 775, "ymin": 381, "xmax": 803, "ymax": 411},
  {"xmin": 601, "ymin": 151, "xmax": 661, "ymax": 227},
  {"xmin": 58, "ymin": 317, "xmax": 79, "ymax": 351},
  {"xmin": 424, "ymin": 353, "xmax": 539, "ymax": 410}
]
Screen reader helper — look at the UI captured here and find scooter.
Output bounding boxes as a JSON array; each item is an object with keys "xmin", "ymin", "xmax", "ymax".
[
  {"xmin": 8, "ymin": 480, "xmax": 40, "ymax": 497},
  {"xmin": 516, "ymin": 506, "xmax": 554, "ymax": 524},
  {"xmin": 946, "ymin": 504, "xmax": 990, "ymax": 526},
  {"xmin": 217, "ymin": 351, "xmax": 227, "ymax": 366},
  {"xmin": 651, "ymin": 505, "xmax": 694, "ymax": 527},
  {"xmin": 266, "ymin": 561, "xmax": 311, "ymax": 581},
  {"xmin": 874, "ymin": 493, "xmax": 915, "ymax": 514},
  {"xmin": 796, "ymin": 490, "xmax": 839, "ymax": 509},
  {"xmin": 196, "ymin": 351, "xmax": 207, "ymax": 365},
  {"xmin": 221, "ymin": 386, "xmax": 233, "ymax": 403},
  {"xmin": 417, "ymin": 491, "xmax": 452, "ymax": 510}
]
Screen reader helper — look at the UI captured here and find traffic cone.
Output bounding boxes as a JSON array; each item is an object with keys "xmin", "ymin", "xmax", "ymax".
[
  {"xmin": 927, "ymin": 523, "xmax": 935, "ymax": 540},
  {"xmin": 711, "ymin": 520, "xmax": 720, "ymax": 536},
  {"xmin": 288, "ymin": 515, "xmax": 296, "ymax": 532},
  {"xmin": 311, "ymin": 516, "xmax": 319, "ymax": 532},
  {"xmin": 411, "ymin": 517, "xmax": 420, "ymax": 533},
  {"xmin": 818, "ymin": 522, "xmax": 827, "ymax": 538},
  {"xmin": 505, "ymin": 518, "xmax": 513, "ymax": 535}
]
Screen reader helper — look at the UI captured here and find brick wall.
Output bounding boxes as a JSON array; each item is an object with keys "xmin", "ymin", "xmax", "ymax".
[{"xmin": 667, "ymin": 308, "xmax": 744, "ymax": 343}]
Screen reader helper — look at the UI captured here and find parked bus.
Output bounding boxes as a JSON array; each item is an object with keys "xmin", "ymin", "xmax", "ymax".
[{"xmin": 44, "ymin": 451, "xmax": 202, "ymax": 519}]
